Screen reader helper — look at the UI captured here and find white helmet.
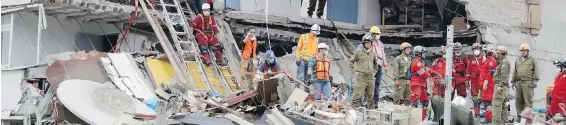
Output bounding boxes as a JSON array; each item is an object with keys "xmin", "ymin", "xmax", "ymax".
[
  {"xmin": 311, "ymin": 24, "xmax": 321, "ymax": 32},
  {"xmin": 484, "ymin": 44, "xmax": 496, "ymax": 53},
  {"xmin": 413, "ymin": 46, "xmax": 426, "ymax": 53},
  {"xmin": 202, "ymin": 3, "xmax": 211, "ymax": 10},
  {"xmin": 318, "ymin": 43, "xmax": 329, "ymax": 49}
]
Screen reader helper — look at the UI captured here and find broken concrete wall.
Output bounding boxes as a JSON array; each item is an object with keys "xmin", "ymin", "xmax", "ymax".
[
  {"xmin": 0, "ymin": 12, "xmax": 119, "ymax": 67},
  {"xmin": 461, "ymin": 0, "xmax": 566, "ymax": 110},
  {"xmin": 1, "ymin": 69, "xmax": 25, "ymax": 117}
]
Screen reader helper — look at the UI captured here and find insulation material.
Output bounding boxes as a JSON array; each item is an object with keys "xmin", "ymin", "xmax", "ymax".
[
  {"xmin": 145, "ymin": 58, "xmax": 176, "ymax": 88},
  {"xmin": 107, "ymin": 53, "xmax": 156, "ymax": 101}
]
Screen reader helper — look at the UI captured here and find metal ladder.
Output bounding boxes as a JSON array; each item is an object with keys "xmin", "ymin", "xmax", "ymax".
[{"xmin": 155, "ymin": 0, "xmax": 214, "ymax": 94}]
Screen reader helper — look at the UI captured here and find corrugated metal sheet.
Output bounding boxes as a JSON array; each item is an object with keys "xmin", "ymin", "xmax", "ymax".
[{"xmin": 327, "ymin": 0, "xmax": 358, "ymax": 24}]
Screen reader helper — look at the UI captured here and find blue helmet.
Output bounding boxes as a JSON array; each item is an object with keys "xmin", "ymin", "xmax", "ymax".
[{"xmin": 266, "ymin": 50, "xmax": 275, "ymax": 58}]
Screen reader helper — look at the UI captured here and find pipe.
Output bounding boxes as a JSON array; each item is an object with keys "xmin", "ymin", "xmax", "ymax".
[
  {"xmin": 8, "ymin": 13, "xmax": 15, "ymax": 67},
  {"xmin": 443, "ymin": 25, "xmax": 454, "ymax": 125},
  {"xmin": 36, "ymin": 5, "xmax": 46, "ymax": 65}
]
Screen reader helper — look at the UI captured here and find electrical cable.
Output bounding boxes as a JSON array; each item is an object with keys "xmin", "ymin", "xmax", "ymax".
[
  {"xmin": 16, "ymin": 13, "xmax": 48, "ymax": 55},
  {"xmin": 94, "ymin": 20, "xmax": 115, "ymax": 51},
  {"xmin": 72, "ymin": 17, "xmax": 96, "ymax": 51},
  {"xmin": 112, "ymin": 0, "xmax": 139, "ymax": 52},
  {"xmin": 55, "ymin": 17, "xmax": 80, "ymax": 51}
]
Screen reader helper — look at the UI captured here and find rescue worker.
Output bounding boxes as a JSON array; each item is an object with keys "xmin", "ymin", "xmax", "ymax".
[
  {"xmin": 356, "ymin": 26, "xmax": 387, "ymax": 107},
  {"xmin": 430, "ymin": 46, "xmax": 447, "ymax": 97},
  {"xmin": 308, "ymin": 43, "xmax": 332, "ymax": 100},
  {"xmin": 511, "ymin": 43, "xmax": 539, "ymax": 122},
  {"xmin": 255, "ymin": 50, "xmax": 294, "ymax": 104},
  {"xmin": 547, "ymin": 58, "xmax": 566, "ymax": 118},
  {"xmin": 467, "ymin": 42, "xmax": 483, "ymax": 116},
  {"xmin": 190, "ymin": 3, "xmax": 223, "ymax": 66},
  {"xmin": 480, "ymin": 44, "xmax": 497, "ymax": 115},
  {"xmin": 350, "ymin": 37, "xmax": 378, "ymax": 108},
  {"xmin": 393, "ymin": 42, "xmax": 413, "ymax": 105},
  {"xmin": 255, "ymin": 50, "xmax": 282, "ymax": 80},
  {"xmin": 240, "ymin": 28, "xmax": 258, "ymax": 91},
  {"xmin": 492, "ymin": 46, "xmax": 511, "ymax": 125},
  {"xmin": 296, "ymin": 24, "xmax": 321, "ymax": 93},
  {"xmin": 409, "ymin": 46, "xmax": 430, "ymax": 108},
  {"xmin": 452, "ymin": 42, "xmax": 469, "ymax": 97}
]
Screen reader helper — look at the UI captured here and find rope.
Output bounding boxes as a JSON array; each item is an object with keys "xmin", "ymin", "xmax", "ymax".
[
  {"xmin": 72, "ymin": 17, "xmax": 96, "ymax": 50},
  {"xmin": 94, "ymin": 20, "xmax": 115, "ymax": 51},
  {"xmin": 264, "ymin": 0, "xmax": 271, "ymax": 50},
  {"xmin": 113, "ymin": 24, "xmax": 133, "ymax": 52},
  {"xmin": 55, "ymin": 17, "xmax": 80, "ymax": 51}
]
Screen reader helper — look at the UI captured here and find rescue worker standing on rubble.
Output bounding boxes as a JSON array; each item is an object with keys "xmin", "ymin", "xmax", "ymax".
[
  {"xmin": 492, "ymin": 46, "xmax": 511, "ymax": 125},
  {"xmin": 296, "ymin": 24, "xmax": 321, "ymax": 93},
  {"xmin": 409, "ymin": 46, "xmax": 430, "ymax": 108},
  {"xmin": 350, "ymin": 37, "xmax": 378, "ymax": 108},
  {"xmin": 240, "ymin": 28, "xmax": 258, "ymax": 91},
  {"xmin": 356, "ymin": 26, "xmax": 388, "ymax": 106},
  {"xmin": 547, "ymin": 58, "xmax": 566, "ymax": 118},
  {"xmin": 430, "ymin": 46, "xmax": 447, "ymax": 98},
  {"xmin": 393, "ymin": 42, "xmax": 412, "ymax": 105},
  {"xmin": 480, "ymin": 44, "xmax": 497, "ymax": 116},
  {"xmin": 308, "ymin": 43, "xmax": 332, "ymax": 100},
  {"xmin": 512, "ymin": 43, "xmax": 540, "ymax": 122},
  {"xmin": 452, "ymin": 42, "xmax": 469, "ymax": 97},
  {"xmin": 190, "ymin": 3, "xmax": 223, "ymax": 66},
  {"xmin": 467, "ymin": 42, "xmax": 483, "ymax": 116}
]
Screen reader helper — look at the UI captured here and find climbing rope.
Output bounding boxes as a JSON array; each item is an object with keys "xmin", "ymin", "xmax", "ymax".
[{"xmin": 265, "ymin": 0, "xmax": 271, "ymax": 50}]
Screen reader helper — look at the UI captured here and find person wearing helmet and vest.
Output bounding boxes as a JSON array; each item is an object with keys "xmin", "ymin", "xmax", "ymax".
[
  {"xmin": 241, "ymin": 28, "xmax": 258, "ymax": 91},
  {"xmin": 452, "ymin": 42, "xmax": 469, "ymax": 97},
  {"xmin": 308, "ymin": 43, "xmax": 332, "ymax": 100},
  {"xmin": 547, "ymin": 58, "xmax": 566, "ymax": 118},
  {"xmin": 430, "ymin": 46, "xmax": 447, "ymax": 98},
  {"xmin": 356, "ymin": 26, "xmax": 388, "ymax": 105},
  {"xmin": 350, "ymin": 37, "xmax": 378, "ymax": 108},
  {"xmin": 257, "ymin": 50, "xmax": 281, "ymax": 79},
  {"xmin": 393, "ymin": 42, "xmax": 413, "ymax": 105},
  {"xmin": 409, "ymin": 46, "xmax": 430, "ymax": 108},
  {"xmin": 480, "ymin": 44, "xmax": 497, "ymax": 118},
  {"xmin": 190, "ymin": 3, "xmax": 223, "ymax": 66},
  {"xmin": 492, "ymin": 45, "xmax": 511, "ymax": 125},
  {"xmin": 296, "ymin": 24, "xmax": 321, "ymax": 93},
  {"xmin": 467, "ymin": 42, "xmax": 483, "ymax": 116},
  {"xmin": 512, "ymin": 43, "xmax": 539, "ymax": 122}
]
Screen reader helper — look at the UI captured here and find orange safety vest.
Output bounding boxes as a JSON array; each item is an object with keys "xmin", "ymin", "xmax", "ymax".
[
  {"xmin": 315, "ymin": 55, "xmax": 330, "ymax": 80},
  {"xmin": 242, "ymin": 38, "xmax": 258, "ymax": 59}
]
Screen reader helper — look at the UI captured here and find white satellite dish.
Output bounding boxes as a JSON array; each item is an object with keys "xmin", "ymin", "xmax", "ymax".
[{"xmin": 57, "ymin": 79, "xmax": 156, "ymax": 125}]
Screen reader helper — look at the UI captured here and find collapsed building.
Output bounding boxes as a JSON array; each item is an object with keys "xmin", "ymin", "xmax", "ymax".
[{"xmin": 1, "ymin": 0, "xmax": 565, "ymax": 124}]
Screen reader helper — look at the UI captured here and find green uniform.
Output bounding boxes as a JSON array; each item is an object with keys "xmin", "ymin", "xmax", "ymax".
[
  {"xmin": 493, "ymin": 58, "xmax": 510, "ymax": 125},
  {"xmin": 393, "ymin": 54, "xmax": 412, "ymax": 105},
  {"xmin": 349, "ymin": 49, "xmax": 378, "ymax": 108},
  {"xmin": 512, "ymin": 56, "xmax": 539, "ymax": 120}
]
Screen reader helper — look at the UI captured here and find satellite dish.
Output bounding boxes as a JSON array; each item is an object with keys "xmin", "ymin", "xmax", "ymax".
[{"xmin": 57, "ymin": 79, "xmax": 156, "ymax": 125}]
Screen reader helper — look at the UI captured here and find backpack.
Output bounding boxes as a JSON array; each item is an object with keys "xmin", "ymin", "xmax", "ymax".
[{"xmin": 405, "ymin": 56, "xmax": 415, "ymax": 79}]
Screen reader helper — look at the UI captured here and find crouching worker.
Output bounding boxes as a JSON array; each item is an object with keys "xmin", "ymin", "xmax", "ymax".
[
  {"xmin": 350, "ymin": 37, "xmax": 378, "ymax": 108},
  {"xmin": 308, "ymin": 43, "xmax": 332, "ymax": 100}
]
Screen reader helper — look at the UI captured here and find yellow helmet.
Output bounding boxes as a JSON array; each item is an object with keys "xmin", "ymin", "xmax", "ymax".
[
  {"xmin": 519, "ymin": 43, "xmax": 530, "ymax": 51},
  {"xmin": 370, "ymin": 26, "xmax": 381, "ymax": 34},
  {"xmin": 496, "ymin": 46, "xmax": 507, "ymax": 54},
  {"xmin": 400, "ymin": 42, "xmax": 412, "ymax": 50}
]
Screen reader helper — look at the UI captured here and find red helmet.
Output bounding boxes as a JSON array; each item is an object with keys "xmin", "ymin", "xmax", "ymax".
[{"xmin": 472, "ymin": 42, "xmax": 481, "ymax": 49}]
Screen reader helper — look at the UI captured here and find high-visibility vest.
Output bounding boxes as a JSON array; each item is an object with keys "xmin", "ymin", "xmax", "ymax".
[
  {"xmin": 198, "ymin": 14, "xmax": 214, "ymax": 33},
  {"xmin": 298, "ymin": 34, "xmax": 318, "ymax": 60},
  {"xmin": 315, "ymin": 55, "xmax": 330, "ymax": 80},
  {"xmin": 242, "ymin": 38, "xmax": 257, "ymax": 59}
]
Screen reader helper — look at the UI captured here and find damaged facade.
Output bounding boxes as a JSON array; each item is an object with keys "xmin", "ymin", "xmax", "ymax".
[{"xmin": 1, "ymin": 0, "xmax": 565, "ymax": 124}]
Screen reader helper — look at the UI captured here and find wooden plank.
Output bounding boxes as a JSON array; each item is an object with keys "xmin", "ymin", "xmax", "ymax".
[
  {"xmin": 529, "ymin": 5, "xmax": 541, "ymax": 25},
  {"xmin": 521, "ymin": 23, "xmax": 542, "ymax": 29},
  {"xmin": 527, "ymin": 0, "xmax": 540, "ymax": 5}
]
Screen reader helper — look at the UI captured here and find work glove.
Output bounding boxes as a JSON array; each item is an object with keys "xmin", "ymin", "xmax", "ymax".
[
  {"xmin": 306, "ymin": 74, "xmax": 312, "ymax": 84},
  {"xmin": 530, "ymin": 80, "xmax": 538, "ymax": 88},
  {"xmin": 296, "ymin": 60, "xmax": 301, "ymax": 65},
  {"xmin": 483, "ymin": 80, "xmax": 488, "ymax": 90},
  {"xmin": 489, "ymin": 68, "xmax": 495, "ymax": 76},
  {"xmin": 511, "ymin": 81, "xmax": 516, "ymax": 90}
]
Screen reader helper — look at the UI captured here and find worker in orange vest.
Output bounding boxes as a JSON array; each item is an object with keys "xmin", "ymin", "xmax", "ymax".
[
  {"xmin": 430, "ymin": 46, "xmax": 447, "ymax": 98},
  {"xmin": 190, "ymin": 3, "xmax": 223, "ymax": 66},
  {"xmin": 480, "ymin": 44, "xmax": 497, "ymax": 117},
  {"xmin": 308, "ymin": 43, "xmax": 332, "ymax": 100},
  {"xmin": 467, "ymin": 42, "xmax": 483, "ymax": 116},
  {"xmin": 409, "ymin": 46, "xmax": 430, "ymax": 108},
  {"xmin": 547, "ymin": 58, "xmax": 566, "ymax": 118},
  {"xmin": 240, "ymin": 28, "xmax": 258, "ymax": 91},
  {"xmin": 296, "ymin": 24, "xmax": 321, "ymax": 93}
]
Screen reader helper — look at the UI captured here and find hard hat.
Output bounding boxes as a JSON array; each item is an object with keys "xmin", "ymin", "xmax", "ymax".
[
  {"xmin": 454, "ymin": 42, "xmax": 463, "ymax": 50},
  {"xmin": 519, "ymin": 43, "xmax": 530, "ymax": 51},
  {"xmin": 400, "ymin": 42, "xmax": 412, "ymax": 50},
  {"xmin": 362, "ymin": 35, "xmax": 372, "ymax": 42},
  {"xmin": 318, "ymin": 43, "xmax": 329, "ymax": 49},
  {"xmin": 266, "ymin": 50, "xmax": 275, "ymax": 58},
  {"xmin": 554, "ymin": 58, "xmax": 566, "ymax": 67},
  {"xmin": 311, "ymin": 24, "xmax": 321, "ymax": 31},
  {"xmin": 413, "ymin": 46, "xmax": 426, "ymax": 53},
  {"xmin": 484, "ymin": 44, "xmax": 496, "ymax": 53},
  {"xmin": 202, "ymin": 3, "xmax": 211, "ymax": 10},
  {"xmin": 472, "ymin": 42, "xmax": 481, "ymax": 49},
  {"xmin": 496, "ymin": 46, "xmax": 507, "ymax": 54},
  {"xmin": 370, "ymin": 26, "xmax": 381, "ymax": 34}
]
